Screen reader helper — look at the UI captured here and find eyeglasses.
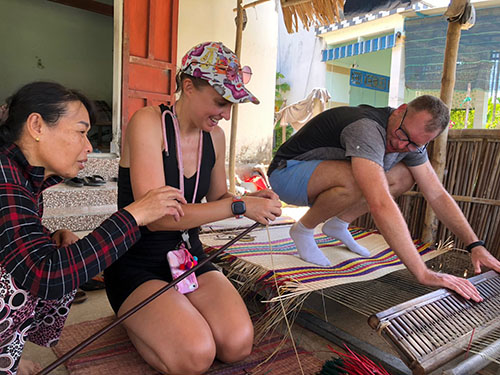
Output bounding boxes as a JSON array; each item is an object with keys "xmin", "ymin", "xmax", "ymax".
[
  {"xmin": 395, "ymin": 110, "xmax": 428, "ymax": 154},
  {"xmin": 186, "ymin": 61, "xmax": 252, "ymax": 84}
]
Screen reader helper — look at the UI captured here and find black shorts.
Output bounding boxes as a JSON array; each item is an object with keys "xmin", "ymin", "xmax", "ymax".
[{"xmin": 104, "ymin": 240, "xmax": 217, "ymax": 314}]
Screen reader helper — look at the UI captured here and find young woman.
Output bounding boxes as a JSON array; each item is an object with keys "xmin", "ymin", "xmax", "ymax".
[
  {"xmin": 104, "ymin": 42, "xmax": 282, "ymax": 375},
  {"xmin": 0, "ymin": 81, "xmax": 186, "ymax": 375}
]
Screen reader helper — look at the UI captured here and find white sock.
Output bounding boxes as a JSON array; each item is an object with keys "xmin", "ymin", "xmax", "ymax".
[
  {"xmin": 322, "ymin": 217, "xmax": 370, "ymax": 257},
  {"xmin": 290, "ymin": 222, "xmax": 331, "ymax": 266}
]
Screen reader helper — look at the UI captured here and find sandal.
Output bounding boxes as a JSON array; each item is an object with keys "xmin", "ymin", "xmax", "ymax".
[
  {"xmin": 83, "ymin": 175, "xmax": 106, "ymax": 186},
  {"xmin": 73, "ymin": 290, "xmax": 87, "ymax": 304},
  {"xmin": 64, "ymin": 177, "xmax": 84, "ymax": 187},
  {"xmin": 80, "ymin": 273, "xmax": 105, "ymax": 291},
  {"xmin": 91, "ymin": 175, "xmax": 106, "ymax": 184}
]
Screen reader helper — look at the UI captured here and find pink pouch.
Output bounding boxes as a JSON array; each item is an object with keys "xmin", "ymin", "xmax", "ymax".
[{"xmin": 167, "ymin": 245, "xmax": 199, "ymax": 294}]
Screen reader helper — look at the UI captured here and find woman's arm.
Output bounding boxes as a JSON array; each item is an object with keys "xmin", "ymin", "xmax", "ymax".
[
  {"xmin": 129, "ymin": 121, "xmax": 281, "ymax": 231},
  {"xmin": 126, "ymin": 109, "xmax": 233, "ymax": 229},
  {"xmin": 0, "ymin": 182, "xmax": 185, "ymax": 299},
  {"xmin": 0, "ymin": 182, "xmax": 140, "ymax": 299}
]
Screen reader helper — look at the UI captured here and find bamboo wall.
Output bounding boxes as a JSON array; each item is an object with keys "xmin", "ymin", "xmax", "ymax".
[{"xmin": 353, "ymin": 129, "xmax": 500, "ymax": 259}]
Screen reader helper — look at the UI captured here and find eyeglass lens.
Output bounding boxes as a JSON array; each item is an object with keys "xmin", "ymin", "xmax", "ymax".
[{"xmin": 395, "ymin": 128, "xmax": 425, "ymax": 152}]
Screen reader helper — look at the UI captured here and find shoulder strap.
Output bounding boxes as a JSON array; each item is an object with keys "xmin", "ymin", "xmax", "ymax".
[{"xmin": 160, "ymin": 105, "xmax": 172, "ymax": 156}]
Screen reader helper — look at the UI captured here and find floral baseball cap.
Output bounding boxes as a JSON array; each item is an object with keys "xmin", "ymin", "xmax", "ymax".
[{"xmin": 180, "ymin": 42, "xmax": 259, "ymax": 105}]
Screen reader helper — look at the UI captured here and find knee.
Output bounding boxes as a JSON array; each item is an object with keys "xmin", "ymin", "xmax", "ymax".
[
  {"xmin": 337, "ymin": 180, "xmax": 363, "ymax": 202},
  {"xmin": 157, "ymin": 339, "xmax": 216, "ymax": 375},
  {"xmin": 216, "ymin": 322, "xmax": 254, "ymax": 363},
  {"xmin": 387, "ymin": 165, "xmax": 415, "ymax": 197}
]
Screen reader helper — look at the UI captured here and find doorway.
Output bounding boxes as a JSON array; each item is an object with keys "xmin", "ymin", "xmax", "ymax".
[{"xmin": 0, "ymin": 0, "xmax": 115, "ymax": 153}]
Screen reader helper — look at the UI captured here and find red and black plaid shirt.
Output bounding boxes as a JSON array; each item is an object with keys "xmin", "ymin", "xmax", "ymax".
[{"xmin": 0, "ymin": 143, "xmax": 141, "ymax": 299}]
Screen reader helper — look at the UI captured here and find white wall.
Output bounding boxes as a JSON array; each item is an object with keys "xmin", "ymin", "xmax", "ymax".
[
  {"xmin": 178, "ymin": 0, "xmax": 279, "ymax": 164},
  {"xmin": 276, "ymin": 5, "xmax": 327, "ymax": 106}
]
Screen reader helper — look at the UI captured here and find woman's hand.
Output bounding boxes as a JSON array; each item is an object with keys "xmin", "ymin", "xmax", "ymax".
[
  {"xmin": 52, "ymin": 229, "xmax": 79, "ymax": 247},
  {"xmin": 243, "ymin": 195, "xmax": 282, "ymax": 225},
  {"xmin": 246, "ymin": 188, "xmax": 279, "ymax": 201},
  {"xmin": 124, "ymin": 186, "xmax": 187, "ymax": 226}
]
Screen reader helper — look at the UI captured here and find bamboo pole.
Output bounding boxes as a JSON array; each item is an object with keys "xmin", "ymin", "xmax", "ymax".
[
  {"xmin": 228, "ymin": 0, "xmax": 244, "ymax": 194},
  {"xmin": 404, "ymin": 191, "xmax": 500, "ymax": 207},
  {"xmin": 281, "ymin": 0, "xmax": 311, "ymax": 7},
  {"xmin": 233, "ymin": 0, "xmax": 270, "ymax": 11},
  {"xmin": 422, "ymin": 14, "xmax": 463, "ymax": 243}
]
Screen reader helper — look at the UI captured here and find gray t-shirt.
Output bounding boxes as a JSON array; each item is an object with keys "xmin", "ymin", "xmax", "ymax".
[{"xmin": 268, "ymin": 105, "xmax": 427, "ymax": 175}]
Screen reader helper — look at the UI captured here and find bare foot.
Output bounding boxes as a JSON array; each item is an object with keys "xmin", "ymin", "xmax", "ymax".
[{"xmin": 18, "ymin": 358, "xmax": 42, "ymax": 375}]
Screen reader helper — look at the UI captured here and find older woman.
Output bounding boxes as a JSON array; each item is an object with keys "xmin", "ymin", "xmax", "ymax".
[{"xmin": 0, "ymin": 81, "xmax": 187, "ymax": 375}]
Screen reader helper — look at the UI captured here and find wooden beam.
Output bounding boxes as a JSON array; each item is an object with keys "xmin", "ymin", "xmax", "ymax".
[
  {"xmin": 404, "ymin": 191, "xmax": 500, "ymax": 207},
  {"xmin": 422, "ymin": 15, "xmax": 462, "ymax": 243},
  {"xmin": 448, "ymin": 128, "xmax": 500, "ymax": 139},
  {"xmin": 228, "ymin": 0, "xmax": 245, "ymax": 194},
  {"xmin": 48, "ymin": 0, "xmax": 113, "ymax": 17},
  {"xmin": 233, "ymin": 0, "xmax": 271, "ymax": 11},
  {"xmin": 281, "ymin": 0, "xmax": 311, "ymax": 8}
]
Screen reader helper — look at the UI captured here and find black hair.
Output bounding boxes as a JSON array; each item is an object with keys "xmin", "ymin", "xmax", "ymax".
[
  {"xmin": 174, "ymin": 71, "xmax": 211, "ymax": 94},
  {"xmin": 407, "ymin": 95, "xmax": 450, "ymax": 133},
  {"xmin": 0, "ymin": 81, "xmax": 96, "ymax": 144}
]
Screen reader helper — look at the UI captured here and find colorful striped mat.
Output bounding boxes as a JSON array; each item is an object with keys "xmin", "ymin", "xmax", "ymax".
[
  {"xmin": 51, "ymin": 315, "xmax": 323, "ymax": 375},
  {"xmin": 201, "ymin": 225, "xmax": 447, "ymax": 297}
]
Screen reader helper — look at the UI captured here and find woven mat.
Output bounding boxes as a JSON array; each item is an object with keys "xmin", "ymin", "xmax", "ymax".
[
  {"xmin": 201, "ymin": 207, "xmax": 306, "ymax": 232},
  {"xmin": 201, "ymin": 224, "xmax": 448, "ymax": 297},
  {"xmin": 51, "ymin": 316, "xmax": 323, "ymax": 375}
]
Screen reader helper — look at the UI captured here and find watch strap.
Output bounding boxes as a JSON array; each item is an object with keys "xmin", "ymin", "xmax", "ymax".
[
  {"xmin": 465, "ymin": 240, "xmax": 485, "ymax": 253},
  {"xmin": 231, "ymin": 196, "xmax": 245, "ymax": 218}
]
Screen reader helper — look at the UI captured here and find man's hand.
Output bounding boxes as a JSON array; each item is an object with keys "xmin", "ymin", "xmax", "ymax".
[
  {"xmin": 52, "ymin": 229, "xmax": 80, "ymax": 247},
  {"xmin": 470, "ymin": 246, "xmax": 500, "ymax": 274},
  {"xmin": 417, "ymin": 269, "xmax": 483, "ymax": 302}
]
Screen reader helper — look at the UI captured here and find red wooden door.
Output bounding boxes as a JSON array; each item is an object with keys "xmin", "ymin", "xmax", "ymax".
[{"xmin": 122, "ymin": 0, "xmax": 178, "ymax": 148}]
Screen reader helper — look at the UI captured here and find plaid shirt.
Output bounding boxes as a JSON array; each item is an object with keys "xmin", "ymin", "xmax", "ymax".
[{"xmin": 0, "ymin": 143, "xmax": 141, "ymax": 299}]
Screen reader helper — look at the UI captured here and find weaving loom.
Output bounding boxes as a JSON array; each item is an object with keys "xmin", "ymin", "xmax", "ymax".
[
  {"xmin": 368, "ymin": 270, "xmax": 500, "ymax": 375},
  {"xmin": 201, "ymin": 224, "xmax": 448, "ymax": 298},
  {"xmin": 201, "ymin": 224, "xmax": 450, "ymax": 343}
]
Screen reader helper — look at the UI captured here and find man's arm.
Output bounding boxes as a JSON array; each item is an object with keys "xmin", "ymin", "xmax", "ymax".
[
  {"xmin": 351, "ymin": 157, "xmax": 481, "ymax": 301},
  {"xmin": 410, "ymin": 161, "xmax": 500, "ymax": 274}
]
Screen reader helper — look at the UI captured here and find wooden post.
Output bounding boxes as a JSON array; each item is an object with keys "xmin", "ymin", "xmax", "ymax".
[
  {"xmin": 228, "ymin": 0, "xmax": 244, "ymax": 194},
  {"xmin": 422, "ymin": 19, "xmax": 462, "ymax": 243}
]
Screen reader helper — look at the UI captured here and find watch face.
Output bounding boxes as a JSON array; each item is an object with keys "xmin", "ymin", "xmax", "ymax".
[{"xmin": 232, "ymin": 200, "xmax": 246, "ymax": 215}]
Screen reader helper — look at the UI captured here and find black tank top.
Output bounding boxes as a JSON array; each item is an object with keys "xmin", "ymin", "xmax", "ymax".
[{"xmin": 117, "ymin": 104, "xmax": 216, "ymax": 255}]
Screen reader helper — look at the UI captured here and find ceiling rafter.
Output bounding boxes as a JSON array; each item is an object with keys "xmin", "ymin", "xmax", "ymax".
[{"xmin": 47, "ymin": 0, "xmax": 113, "ymax": 17}]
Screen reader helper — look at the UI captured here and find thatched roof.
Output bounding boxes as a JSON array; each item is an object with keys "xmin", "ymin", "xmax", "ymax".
[
  {"xmin": 280, "ymin": 0, "xmax": 416, "ymax": 33},
  {"xmin": 281, "ymin": 0, "xmax": 344, "ymax": 33}
]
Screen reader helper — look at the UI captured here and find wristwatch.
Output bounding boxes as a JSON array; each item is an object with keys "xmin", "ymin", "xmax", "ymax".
[
  {"xmin": 231, "ymin": 196, "xmax": 246, "ymax": 219},
  {"xmin": 465, "ymin": 240, "xmax": 485, "ymax": 253}
]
